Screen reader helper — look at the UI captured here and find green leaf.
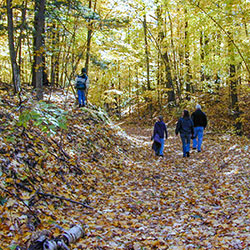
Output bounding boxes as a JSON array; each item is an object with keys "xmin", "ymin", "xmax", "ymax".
[
  {"xmin": 0, "ymin": 196, "xmax": 7, "ymax": 205},
  {"xmin": 9, "ymin": 245, "xmax": 18, "ymax": 250},
  {"xmin": 6, "ymin": 136, "xmax": 15, "ymax": 142}
]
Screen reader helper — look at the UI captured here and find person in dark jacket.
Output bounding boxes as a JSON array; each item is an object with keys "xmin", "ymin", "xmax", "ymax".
[
  {"xmin": 191, "ymin": 104, "xmax": 207, "ymax": 152},
  {"xmin": 151, "ymin": 116, "xmax": 168, "ymax": 157},
  {"xmin": 75, "ymin": 68, "xmax": 89, "ymax": 107},
  {"xmin": 175, "ymin": 110, "xmax": 194, "ymax": 157}
]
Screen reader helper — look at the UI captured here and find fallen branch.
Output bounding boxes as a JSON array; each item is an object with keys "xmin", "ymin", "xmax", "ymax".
[
  {"xmin": 37, "ymin": 191, "xmax": 93, "ymax": 209},
  {"xmin": 15, "ymin": 182, "xmax": 93, "ymax": 209}
]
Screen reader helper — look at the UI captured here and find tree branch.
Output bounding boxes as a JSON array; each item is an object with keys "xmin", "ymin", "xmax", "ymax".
[{"xmin": 189, "ymin": 0, "xmax": 250, "ymax": 77}]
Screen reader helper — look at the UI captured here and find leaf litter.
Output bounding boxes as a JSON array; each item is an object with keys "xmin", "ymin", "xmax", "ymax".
[{"xmin": 0, "ymin": 89, "xmax": 250, "ymax": 249}]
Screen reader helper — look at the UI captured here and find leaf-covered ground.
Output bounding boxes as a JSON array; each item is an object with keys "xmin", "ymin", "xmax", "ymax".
[{"xmin": 0, "ymin": 89, "xmax": 250, "ymax": 249}]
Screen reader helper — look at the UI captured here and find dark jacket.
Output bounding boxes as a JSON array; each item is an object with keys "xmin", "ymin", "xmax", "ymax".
[
  {"xmin": 175, "ymin": 117, "xmax": 194, "ymax": 135},
  {"xmin": 75, "ymin": 74, "xmax": 88, "ymax": 90},
  {"xmin": 153, "ymin": 121, "xmax": 168, "ymax": 139},
  {"xmin": 191, "ymin": 109, "xmax": 207, "ymax": 128}
]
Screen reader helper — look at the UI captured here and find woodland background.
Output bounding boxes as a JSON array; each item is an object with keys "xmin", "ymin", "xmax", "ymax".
[
  {"xmin": 1, "ymin": 0, "xmax": 250, "ymax": 135},
  {"xmin": 0, "ymin": 0, "xmax": 250, "ymax": 249}
]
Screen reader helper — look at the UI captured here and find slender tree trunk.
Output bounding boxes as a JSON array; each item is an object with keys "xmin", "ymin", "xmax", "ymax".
[
  {"xmin": 157, "ymin": 51, "xmax": 162, "ymax": 111},
  {"xmin": 175, "ymin": 8, "xmax": 182, "ymax": 102},
  {"xmin": 85, "ymin": 0, "xmax": 97, "ymax": 73},
  {"xmin": 168, "ymin": 10, "xmax": 178, "ymax": 101},
  {"xmin": 184, "ymin": 9, "xmax": 191, "ymax": 100},
  {"xmin": 200, "ymin": 31, "xmax": 205, "ymax": 82},
  {"xmin": 117, "ymin": 61, "xmax": 121, "ymax": 118},
  {"xmin": 162, "ymin": 52, "xmax": 175, "ymax": 103},
  {"xmin": 156, "ymin": 2, "xmax": 162, "ymax": 110},
  {"xmin": 143, "ymin": 14, "xmax": 152, "ymax": 117},
  {"xmin": 143, "ymin": 14, "xmax": 150, "ymax": 91},
  {"xmin": 33, "ymin": 0, "xmax": 46, "ymax": 100},
  {"xmin": 200, "ymin": 32, "xmax": 209, "ymax": 83},
  {"xmin": 6, "ymin": 0, "xmax": 21, "ymax": 93},
  {"xmin": 17, "ymin": 0, "xmax": 27, "ymax": 83},
  {"xmin": 228, "ymin": 34, "xmax": 242, "ymax": 135},
  {"xmin": 136, "ymin": 66, "xmax": 140, "ymax": 118},
  {"xmin": 128, "ymin": 66, "xmax": 131, "ymax": 115},
  {"xmin": 227, "ymin": 1, "xmax": 242, "ymax": 135},
  {"xmin": 50, "ymin": 24, "xmax": 57, "ymax": 86}
]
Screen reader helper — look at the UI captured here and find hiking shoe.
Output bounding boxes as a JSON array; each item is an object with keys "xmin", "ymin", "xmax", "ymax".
[{"xmin": 186, "ymin": 152, "xmax": 190, "ymax": 157}]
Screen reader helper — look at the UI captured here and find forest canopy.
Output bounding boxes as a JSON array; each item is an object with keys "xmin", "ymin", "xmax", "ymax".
[{"xmin": 0, "ymin": 0, "xmax": 250, "ymax": 135}]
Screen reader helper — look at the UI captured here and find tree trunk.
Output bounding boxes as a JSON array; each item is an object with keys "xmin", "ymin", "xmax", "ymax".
[
  {"xmin": 228, "ymin": 38, "xmax": 242, "ymax": 135},
  {"xmin": 157, "ymin": 51, "xmax": 162, "ymax": 111},
  {"xmin": 6, "ymin": 0, "xmax": 21, "ymax": 93},
  {"xmin": 227, "ymin": 1, "xmax": 242, "ymax": 135},
  {"xmin": 136, "ymin": 66, "xmax": 140, "ymax": 118},
  {"xmin": 50, "ymin": 24, "xmax": 58, "ymax": 86},
  {"xmin": 85, "ymin": 0, "xmax": 97, "ymax": 73},
  {"xmin": 184, "ymin": 9, "xmax": 191, "ymax": 100},
  {"xmin": 33, "ymin": 0, "xmax": 46, "ymax": 100},
  {"xmin": 200, "ymin": 32, "xmax": 210, "ymax": 85},
  {"xmin": 143, "ymin": 14, "xmax": 150, "ymax": 91},
  {"xmin": 143, "ymin": 14, "xmax": 152, "ymax": 117},
  {"xmin": 163, "ymin": 51, "xmax": 175, "ymax": 104},
  {"xmin": 167, "ymin": 10, "xmax": 178, "ymax": 103},
  {"xmin": 200, "ymin": 31, "xmax": 205, "ymax": 82},
  {"xmin": 117, "ymin": 61, "xmax": 121, "ymax": 118},
  {"xmin": 17, "ymin": 0, "xmax": 27, "ymax": 83}
]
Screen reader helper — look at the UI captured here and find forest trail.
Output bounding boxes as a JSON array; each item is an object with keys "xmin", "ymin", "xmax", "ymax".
[
  {"xmin": 1, "ymin": 94, "xmax": 250, "ymax": 249},
  {"xmin": 79, "ymin": 123, "xmax": 250, "ymax": 249}
]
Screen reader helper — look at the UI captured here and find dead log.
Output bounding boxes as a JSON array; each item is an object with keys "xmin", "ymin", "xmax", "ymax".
[{"xmin": 28, "ymin": 225, "xmax": 84, "ymax": 250}]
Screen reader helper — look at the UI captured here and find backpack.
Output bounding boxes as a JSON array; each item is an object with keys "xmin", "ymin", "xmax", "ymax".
[{"xmin": 76, "ymin": 76, "xmax": 87, "ymax": 90}]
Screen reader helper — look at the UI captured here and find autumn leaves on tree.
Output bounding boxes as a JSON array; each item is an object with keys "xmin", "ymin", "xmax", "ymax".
[{"xmin": 1, "ymin": 0, "xmax": 249, "ymax": 134}]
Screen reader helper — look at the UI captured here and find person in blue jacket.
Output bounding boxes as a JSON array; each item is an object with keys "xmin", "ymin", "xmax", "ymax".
[
  {"xmin": 151, "ymin": 116, "xmax": 168, "ymax": 157},
  {"xmin": 175, "ymin": 110, "xmax": 194, "ymax": 157}
]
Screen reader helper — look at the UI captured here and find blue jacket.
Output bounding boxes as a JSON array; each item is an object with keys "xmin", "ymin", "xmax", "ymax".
[
  {"xmin": 153, "ymin": 121, "xmax": 168, "ymax": 139},
  {"xmin": 175, "ymin": 117, "xmax": 194, "ymax": 135}
]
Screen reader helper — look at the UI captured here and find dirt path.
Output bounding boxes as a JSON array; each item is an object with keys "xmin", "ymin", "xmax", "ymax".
[{"xmin": 80, "ymin": 125, "xmax": 250, "ymax": 249}]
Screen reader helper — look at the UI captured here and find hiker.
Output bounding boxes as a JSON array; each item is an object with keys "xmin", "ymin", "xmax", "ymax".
[
  {"xmin": 75, "ymin": 68, "xmax": 89, "ymax": 107},
  {"xmin": 151, "ymin": 116, "xmax": 168, "ymax": 157},
  {"xmin": 175, "ymin": 110, "xmax": 194, "ymax": 157},
  {"xmin": 191, "ymin": 104, "xmax": 207, "ymax": 152}
]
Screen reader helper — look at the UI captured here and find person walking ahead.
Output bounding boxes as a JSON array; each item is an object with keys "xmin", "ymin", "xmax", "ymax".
[
  {"xmin": 175, "ymin": 110, "xmax": 194, "ymax": 157},
  {"xmin": 152, "ymin": 116, "xmax": 168, "ymax": 157},
  {"xmin": 75, "ymin": 68, "xmax": 89, "ymax": 107},
  {"xmin": 191, "ymin": 104, "xmax": 207, "ymax": 152}
]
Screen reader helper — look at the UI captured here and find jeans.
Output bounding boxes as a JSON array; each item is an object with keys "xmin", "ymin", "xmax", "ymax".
[
  {"xmin": 180, "ymin": 133, "xmax": 190, "ymax": 157},
  {"xmin": 159, "ymin": 138, "xmax": 164, "ymax": 156},
  {"xmin": 77, "ymin": 89, "xmax": 86, "ymax": 106},
  {"xmin": 193, "ymin": 127, "xmax": 204, "ymax": 151}
]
